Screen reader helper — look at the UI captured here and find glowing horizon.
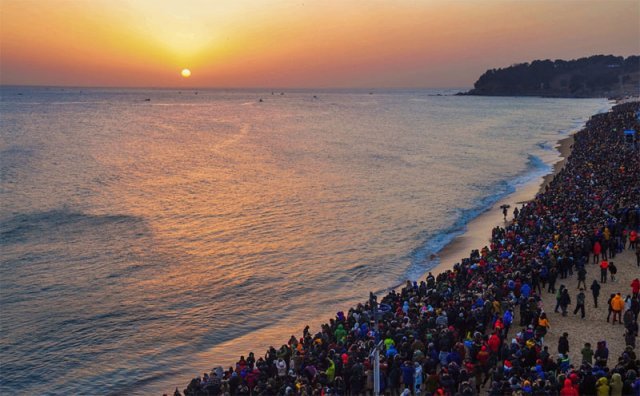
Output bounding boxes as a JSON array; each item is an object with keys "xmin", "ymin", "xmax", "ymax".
[{"xmin": 1, "ymin": 0, "xmax": 638, "ymax": 88}]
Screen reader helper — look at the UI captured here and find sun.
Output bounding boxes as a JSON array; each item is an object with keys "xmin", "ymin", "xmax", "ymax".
[{"xmin": 181, "ymin": 68, "xmax": 191, "ymax": 78}]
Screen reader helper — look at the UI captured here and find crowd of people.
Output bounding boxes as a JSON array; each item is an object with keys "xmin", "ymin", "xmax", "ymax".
[{"xmin": 174, "ymin": 102, "xmax": 640, "ymax": 396}]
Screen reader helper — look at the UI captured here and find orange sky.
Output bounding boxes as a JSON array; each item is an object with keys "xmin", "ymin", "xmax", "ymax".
[{"xmin": 1, "ymin": 0, "xmax": 638, "ymax": 88}]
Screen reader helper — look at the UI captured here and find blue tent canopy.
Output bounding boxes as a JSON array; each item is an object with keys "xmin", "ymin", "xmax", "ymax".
[{"xmin": 624, "ymin": 129, "xmax": 637, "ymax": 145}]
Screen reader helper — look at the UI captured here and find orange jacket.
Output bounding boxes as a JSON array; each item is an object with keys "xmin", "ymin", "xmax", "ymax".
[{"xmin": 611, "ymin": 295, "xmax": 624, "ymax": 311}]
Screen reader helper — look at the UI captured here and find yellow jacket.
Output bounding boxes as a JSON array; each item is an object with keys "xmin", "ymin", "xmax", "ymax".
[{"xmin": 596, "ymin": 377, "xmax": 609, "ymax": 396}]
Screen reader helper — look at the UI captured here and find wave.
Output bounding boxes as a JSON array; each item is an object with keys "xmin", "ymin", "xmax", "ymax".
[
  {"xmin": 522, "ymin": 153, "xmax": 552, "ymax": 182},
  {"xmin": 405, "ymin": 154, "xmax": 550, "ymax": 280},
  {"xmin": 558, "ymin": 120, "xmax": 587, "ymax": 135},
  {"xmin": 0, "ymin": 209, "xmax": 144, "ymax": 244},
  {"xmin": 536, "ymin": 141, "xmax": 553, "ymax": 151}
]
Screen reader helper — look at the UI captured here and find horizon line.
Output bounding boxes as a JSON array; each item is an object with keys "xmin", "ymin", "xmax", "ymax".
[{"xmin": 0, "ymin": 83, "xmax": 471, "ymax": 92}]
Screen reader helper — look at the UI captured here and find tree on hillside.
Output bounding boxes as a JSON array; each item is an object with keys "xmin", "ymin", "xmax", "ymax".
[{"xmin": 468, "ymin": 55, "xmax": 639, "ymax": 97}]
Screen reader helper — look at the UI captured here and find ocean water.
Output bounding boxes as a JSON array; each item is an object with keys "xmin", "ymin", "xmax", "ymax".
[{"xmin": 0, "ymin": 87, "xmax": 608, "ymax": 394}]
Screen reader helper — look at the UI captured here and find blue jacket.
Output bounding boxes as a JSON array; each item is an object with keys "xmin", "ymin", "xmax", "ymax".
[
  {"xmin": 503, "ymin": 310, "xmax": 513, "ymax": 326},
  {"xmin": 401, "ymin": 364, "xmax": 415, "ymax": 386}
]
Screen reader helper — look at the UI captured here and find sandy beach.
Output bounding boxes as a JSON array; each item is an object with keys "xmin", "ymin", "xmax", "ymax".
[{"xmin": 537, "ymin": 248, "xmax": 639, "ymax": 374}]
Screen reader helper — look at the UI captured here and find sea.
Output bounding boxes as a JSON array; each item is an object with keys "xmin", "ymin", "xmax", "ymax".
[{"xmin": 0, "ymin": 87, "xmax": 609, "ymax": 395}]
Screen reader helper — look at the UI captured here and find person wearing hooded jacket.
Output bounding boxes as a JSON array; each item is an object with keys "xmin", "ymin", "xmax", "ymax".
[
  {"xmin": 502, "ymin": 309, "xmax": 513, "ymax": 335},
  {"xmin": 600, "ymin": 259, "xmax": 609, "ymax": 283},
  {"xmin": 611, "ymin": 293, "xmax": 625, "ymax": 324},
  {"xmin": 595, "ymin": 341, "xmax": 609, "ymax": 365},
  {"xmin": 630, "ymin": 229, "xmax": 638, "ymax": 250},
  {"xmin": 334, "ymin": 324, "xmax": 347, "ymax": 344},
  {"xmin": 413, "ymin": 362, "xmax": 423, "ymax": 395},
  {"xmin": 593, "ymin": 241, "xmax": 602, "ymax": 263},
  {"xmin": 326, "ymin": 358, "xmax": 335, "ymax": 383},
  {"xmin": 631, "ymin": 375, "xmax": 640, "ymax": 396},
  {"xmin": 487, "ymin": 332, "xmax": 501, "ymax": 355},
  {"xmin": 561, "ymin": 378, "xmax": 578, "ymax": 396},
  {"xmin": 386, "ymin": 344, "xmax": 398, "ymax": 359},
  {"xmin": 596, "ymin": 376, "xmax": 610, "ymax": 396},
  {"xmin": 631, "ymin": 278, "xmax": 640, "ymax": 298},
  {"xmin": 400, "ymin": 361, "xmax": 414, "ymax": 392},
  {"xmin": 275, "ymin": 358, "xmax": 287, "ymax": 378},
  {"xmin": 610, "ymin": 372, "xmax": 623, "ymax": 396}
]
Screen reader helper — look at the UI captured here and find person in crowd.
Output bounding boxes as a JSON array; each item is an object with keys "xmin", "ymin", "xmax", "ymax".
[
  {"xmin": 609, "ymin": 261, "xmax": 618, "ymax": 282},
  {"xmin": 630, "ymin": 229, "xmax": 638, "ymax": 250},
  {"xmin": 600, "ymin": 259, "xmax": 609, "ymax": 283},
  {"xmin": 591, "ymin": 280, "xmax": 601, "ymax": 308},
  {"xmin": 573, "ymin": 289, "xmax": 586, "ymax": 319},
  {"xmin": 555, "ymin": 285, "xmax": 566, "ymax": 313},
  {"xmin": 577, "ymin": 266, "xmax": 587, "ymax": 290},
  {"xmin": 632, "ymin": 278, "xmax": 640, "ymax": 299},
  {"xmin": 593, "ymin": 240, "xmax": 602, "ymax": 264},
  {"xmin": 611, "ymin": 293, "xmax": 625, "ymax": 324},
  {"xmin": 581, "ymin": 342, "xmax": 594, "ymax": 365},
  {"xmin": 607, "ymin": 293, "xmax": 616, "ymax": 323},
  {"xmin": 559, "ymin": 288, "xmax": 571, "ymax": 317}
]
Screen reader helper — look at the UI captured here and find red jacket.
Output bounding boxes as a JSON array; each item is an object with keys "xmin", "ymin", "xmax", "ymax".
[
  {"xmin": 631, "ymin": 278, "xmax": 640, "ymax": 294},
  {"xmin": 593, "ymin": 241, "xmax": 601, "ymax": 255},
  {"xmin": 560, "ymin": 379, "xmax": 579, "ymax": 396},
  {"xmin": 488, "ymin": 334, "xmax": 501, "ymax": 353}
]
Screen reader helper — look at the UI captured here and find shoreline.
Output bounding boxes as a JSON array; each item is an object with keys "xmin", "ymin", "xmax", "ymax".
[
  {"xmin": 429, "ymin": 130, "xmax": 577, "ymax": 277},
  {"xmin": 539, "ymin": 134, "xmax": 573, "ymax": 192}
]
